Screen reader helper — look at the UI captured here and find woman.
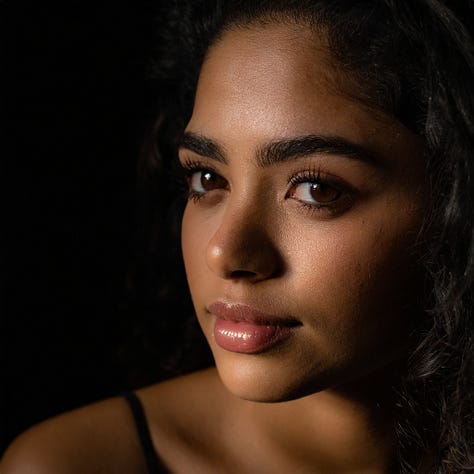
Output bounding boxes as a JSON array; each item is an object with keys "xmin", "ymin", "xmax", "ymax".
[{"xmin": 2, "ymin": 1, "xmax": 473, "ymax": 473}]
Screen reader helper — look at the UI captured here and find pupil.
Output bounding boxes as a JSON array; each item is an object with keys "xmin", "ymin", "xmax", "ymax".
[{"xmin": 202, "ymin": 171, "xmax": 216, "ymax": 190}]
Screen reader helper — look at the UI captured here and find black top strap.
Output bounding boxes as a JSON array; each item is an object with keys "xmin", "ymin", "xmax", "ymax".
[{"xmin": 123, "ymin": 391, "xmax": 163, "ymax": 474}]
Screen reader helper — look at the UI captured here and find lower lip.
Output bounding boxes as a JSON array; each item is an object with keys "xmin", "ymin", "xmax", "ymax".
[{"xmin": 214, "ymin": 318, "xmax": 293, "ymax": 354}]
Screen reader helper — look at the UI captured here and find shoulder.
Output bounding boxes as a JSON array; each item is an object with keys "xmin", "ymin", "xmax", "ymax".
[
  {"xmin": 0, "ymin": 368, "xmax": 241, "ymax": 474},
  {"xmin": 138, "ymin": 366, "xmax": 237, "ymax": 440},
  {"xmin": 0, "ymin": 396, "xmax": 148, "ymax": 474},
  {"xmin": 136, "ymin": 367, "xmax": 245, "ymax": 472},
  {"xmin": 140, "ymin": 366, "xmax": 232, "ymax": 415},
  {"xmin": 140, "ymin": 366, "xmax": 238, "ymax": 432}
]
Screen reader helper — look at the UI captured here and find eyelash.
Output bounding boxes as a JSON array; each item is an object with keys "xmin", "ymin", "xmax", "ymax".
[{"xmin": 179, "ymin": 160, "xmax": 352, "ymax": 215}]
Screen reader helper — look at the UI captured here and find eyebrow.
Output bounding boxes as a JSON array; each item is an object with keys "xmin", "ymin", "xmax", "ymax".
[
  {"xmin": 179, "ymin": 132, "xmax": 227, "ymax": 163},
  {"xmin": 179, "ymin": 131, "xmax": 378, "ymax": 167}
]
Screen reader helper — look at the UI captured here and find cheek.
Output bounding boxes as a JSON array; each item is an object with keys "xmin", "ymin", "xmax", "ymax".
[
  {"xmin": 181, "ymin": 205, "xmax": 215, "ymax": 297},
  {"xmin": 181, "ymin": 207, "xmax": 202, "ymax": 285},
  {"xmin": 286, "ymin": 207, "xmax": 422, "ymax": 351}
]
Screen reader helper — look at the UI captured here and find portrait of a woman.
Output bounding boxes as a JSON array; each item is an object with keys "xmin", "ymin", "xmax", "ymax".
[{"xmin": 2, "ymin": 1, "xmax": 473, "ymax": 473}]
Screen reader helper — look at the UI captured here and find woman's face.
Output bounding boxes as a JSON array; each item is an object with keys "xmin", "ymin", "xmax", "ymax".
[{"xmin": 180, "ymin": 23, "xmax": 426, "ymax": 402}]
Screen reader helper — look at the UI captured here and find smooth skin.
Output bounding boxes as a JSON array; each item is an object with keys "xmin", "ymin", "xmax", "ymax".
[{"xmin": 1, "ymin": 22, "xmax": 426, "ymax": 474}]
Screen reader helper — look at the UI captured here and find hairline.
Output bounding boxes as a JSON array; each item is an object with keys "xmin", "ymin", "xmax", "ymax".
[{"xmin": 202, "ymin": 13, "xmax": 404, "ymax": 135}]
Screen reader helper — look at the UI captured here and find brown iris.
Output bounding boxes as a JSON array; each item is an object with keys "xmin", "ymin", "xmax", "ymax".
[
  {"xmin": 307, "ymin": 182, "xmax": 341, "ymax": 203},
  {"xmin": 190, "ymin": 170, "xmax": 227, "ymax": 193},
  {"xmin": 290, "ymin": 180, "xmax": 341, "ymax": 205}
]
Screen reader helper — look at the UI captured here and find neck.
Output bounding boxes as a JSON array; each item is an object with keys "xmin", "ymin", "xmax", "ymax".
[{"xmin": 252, "ymin": 369, "xmax": 401, "ymax": 473}]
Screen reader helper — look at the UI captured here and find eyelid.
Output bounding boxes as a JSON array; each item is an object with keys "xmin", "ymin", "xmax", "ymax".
[
  {"xmin": 287, "ymin": 168, "xmax": 353, "ymax": 192},
  {"xmin": 179, "ymin": 158, "xmax": 221, "ymax": 182},
  {"xmin": 179, "ymin": 156, "xmax": 217, "ymax": 171}
]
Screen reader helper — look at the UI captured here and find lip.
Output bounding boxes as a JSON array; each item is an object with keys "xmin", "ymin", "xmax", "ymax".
[{"xmin": 207, "ymin": 301, "xmax": 300, "ymax": 354}]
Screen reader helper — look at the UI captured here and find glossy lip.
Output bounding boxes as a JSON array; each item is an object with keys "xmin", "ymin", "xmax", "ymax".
[{"xmin": 207, "ymin": 301, "xmax": 301, "ymax": 354}]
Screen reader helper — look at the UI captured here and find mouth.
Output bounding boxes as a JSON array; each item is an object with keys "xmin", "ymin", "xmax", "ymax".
[{"xmin": 207, "ymin": 301, "xmax": 301, "ymax": 354}]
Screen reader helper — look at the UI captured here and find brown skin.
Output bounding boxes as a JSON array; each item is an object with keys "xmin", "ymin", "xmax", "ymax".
[
  {"xmin": 1, "ymin": 23, "xmax": 426, "ymax": 474},
  {"xmin": 182, "ymin": 23, "xmax": 425, "ymax": 404},
  {"xmin": 0, "ymin": 369, "xmax": 397, "ymax": 474}
]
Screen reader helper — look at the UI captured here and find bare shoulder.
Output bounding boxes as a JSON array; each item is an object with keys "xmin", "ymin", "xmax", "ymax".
[
  {"xmin": 137, "ymin": 367, "xmax": 244, "ymax": 472},
  {"xmin": 140, "ymin": 366, "xmax": 231, "ymax": 412},
  {"xmin": 1, "ymin": 368, "xmax": 240, "ymax": 474},
  {"xmin": 0, "ymin": 396, "xmax": 148, "ymax": 474},
  {"xmin": 139, "ymin": 366, "xmax": 237, "ymax": 438}
]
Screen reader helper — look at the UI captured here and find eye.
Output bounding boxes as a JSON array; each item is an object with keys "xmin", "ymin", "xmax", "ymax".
[
  {"xmin": 289, "ymin": 180, "xmax": 341, "ymax": 206},
  {"xmin": 188, "ymin": 169, "xmax": 227, "ymax": 195}
]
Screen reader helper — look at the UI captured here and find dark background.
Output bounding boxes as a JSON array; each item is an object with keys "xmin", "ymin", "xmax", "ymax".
[{"xmin": 3, "ymin": 0, "xmax": 162, "ymax": 453}]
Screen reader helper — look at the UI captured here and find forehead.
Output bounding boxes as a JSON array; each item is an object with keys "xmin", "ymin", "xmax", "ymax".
[
  {"xmin": 192, "ymin": 23, "xmax": 345, "ymax": 135},
  {"xmin": 187, "ymin": 23, "xmax": 423, "ymax": 171},
  {"xmin": 203, "ymin": 22, "xmax": 336, "ymax": 94},
  {"xmin": 191, "ymin": 23, "xmax": 387, "ymax": 136}
]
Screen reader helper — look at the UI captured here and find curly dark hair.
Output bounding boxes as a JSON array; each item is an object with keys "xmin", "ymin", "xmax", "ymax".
[{"xmin": 135, "ymin": 1, "xmax": 474, "ymax": 472}]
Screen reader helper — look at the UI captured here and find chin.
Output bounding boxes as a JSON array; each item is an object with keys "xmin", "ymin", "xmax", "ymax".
[
  {"xmin": 212, "ymin": 344, "xmax": 405, "ymax": 404},
  {"xmin": 213, "ymin": 352, "xmax": 334, "ymax": 403}
]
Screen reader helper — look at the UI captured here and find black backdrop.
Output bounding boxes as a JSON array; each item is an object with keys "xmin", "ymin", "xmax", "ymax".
[{"xmin": 3, "ymin": 0, "xmax": 161, "ymax": 453}]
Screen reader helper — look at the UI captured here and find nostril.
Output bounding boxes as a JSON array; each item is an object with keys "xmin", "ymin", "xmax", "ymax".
[{"xmin": 230, "ymin": 269, "xmax": 257, "ymax": 279}]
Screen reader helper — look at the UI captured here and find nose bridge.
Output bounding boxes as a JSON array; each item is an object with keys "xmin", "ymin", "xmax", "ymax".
[{"xmin": 205, "ymin": 193, "xmax": 280, "ymax": 280}]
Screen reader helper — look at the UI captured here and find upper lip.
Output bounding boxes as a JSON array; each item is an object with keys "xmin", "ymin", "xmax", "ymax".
[{"xmin": 207, "ymin": 300, "xmax": 301, "ymax": 327}]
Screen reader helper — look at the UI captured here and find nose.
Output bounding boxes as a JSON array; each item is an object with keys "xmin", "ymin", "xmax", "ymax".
[{"xmin": 205, "ymin": 204, "xmax": 282, "ymax": 282}]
